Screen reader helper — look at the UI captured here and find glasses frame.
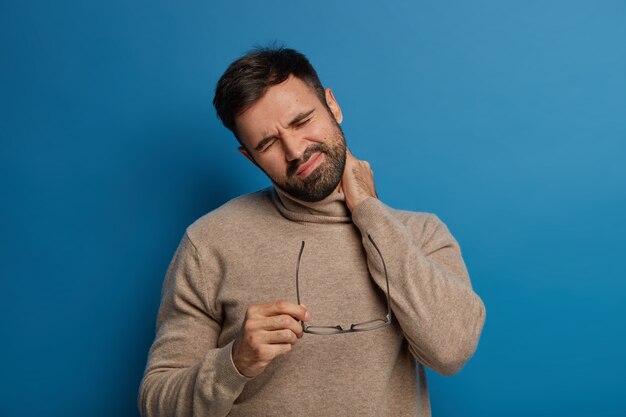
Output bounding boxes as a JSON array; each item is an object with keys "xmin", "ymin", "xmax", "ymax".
[{"xmin": 295, "ymin": 234, "xmax": 392, "ymax": 335}]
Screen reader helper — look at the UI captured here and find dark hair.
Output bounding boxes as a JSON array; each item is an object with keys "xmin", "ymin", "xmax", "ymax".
[{"xmin": 213, "ymin": 46, "xmax": 327, "ymax": 137}]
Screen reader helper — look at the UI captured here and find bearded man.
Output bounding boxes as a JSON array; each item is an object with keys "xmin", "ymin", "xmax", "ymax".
[{"xmin": 139, "ymin": 46, "xmax": 486, "ymax": 417}]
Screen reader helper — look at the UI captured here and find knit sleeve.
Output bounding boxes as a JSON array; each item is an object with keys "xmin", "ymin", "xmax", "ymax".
[
  {"xmin": 138, "ymin": 232, "xmax": 251, "ymax": 417},
  {"xmin": 351, "ymin": 198, "xmax": 486, "ymax": 376}
]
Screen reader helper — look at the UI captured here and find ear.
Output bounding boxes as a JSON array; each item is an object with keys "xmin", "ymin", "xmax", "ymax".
[
  {"xmin": 238, "ymin": 146, "xmax": 259, "ymax": 167},
  {"xmin": 325, "ymin": 88, "xmax": 343, "ymax": 124}
]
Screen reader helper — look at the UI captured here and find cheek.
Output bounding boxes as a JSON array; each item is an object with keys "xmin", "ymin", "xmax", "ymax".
[
  {"xmin": 257, "ymin": 153, "xmax": 287, "ymax": 177},
  {"xmin": 304, "ymin": 125, "xmax": 328, "ymax": 144}
]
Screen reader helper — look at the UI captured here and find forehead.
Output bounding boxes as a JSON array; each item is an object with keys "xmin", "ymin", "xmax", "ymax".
[{"xmin": 235, "ymin": 75, "xmax": 322, "ymax": 143}]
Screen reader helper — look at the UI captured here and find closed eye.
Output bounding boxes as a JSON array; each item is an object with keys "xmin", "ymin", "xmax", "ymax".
[
  {"xmin": 295, "ymin": 118, "xmax": 311, "ymax": 128},
  {"xmin": 259, "ymin": 138, "xmax": 277, "ymax": 153},
  {"xmin": 288, "ymin": 109, "xmax": 315, "ymax": 129}
]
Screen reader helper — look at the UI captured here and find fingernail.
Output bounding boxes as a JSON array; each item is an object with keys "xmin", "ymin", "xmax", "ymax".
[{"xmin": 305, "ymin": 311, "xmax": 311, "ymax": 321}]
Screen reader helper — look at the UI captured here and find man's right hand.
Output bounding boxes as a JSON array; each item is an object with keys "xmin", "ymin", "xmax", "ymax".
[{"xmin": 231, "ymin": 300, "xmax": 311, "ymax": 378}]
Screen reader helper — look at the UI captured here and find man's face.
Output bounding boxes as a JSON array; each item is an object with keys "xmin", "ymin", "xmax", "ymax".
[{"xmin": 234, "ymin": 75, "xmax": 347, "ymax": 202}]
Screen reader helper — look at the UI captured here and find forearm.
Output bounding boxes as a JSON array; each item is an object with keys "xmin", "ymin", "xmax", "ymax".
[
  {"xmin": 139, "ymin": 341, "xmax": 249, "ymax": 417},
  {"xmin": 352, "ymin": 198, "xmax": 486, "ymax": 376}
]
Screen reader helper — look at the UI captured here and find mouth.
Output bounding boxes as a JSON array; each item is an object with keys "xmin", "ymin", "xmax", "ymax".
[{"xmin": 295, "ymin": 152, "xmax": 325, "ymax": 179}]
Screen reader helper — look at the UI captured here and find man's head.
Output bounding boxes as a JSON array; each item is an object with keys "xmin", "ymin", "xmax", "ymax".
[{"xmin": 213, "ymin": 47, "xmax": 347, "ymax": 202}]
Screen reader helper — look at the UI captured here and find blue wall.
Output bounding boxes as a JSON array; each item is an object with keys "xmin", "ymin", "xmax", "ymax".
[{"xmin": 1, "ymin": 1, "xmax": 625, "ymax": 416}]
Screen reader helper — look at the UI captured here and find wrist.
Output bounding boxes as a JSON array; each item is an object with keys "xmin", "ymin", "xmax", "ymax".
[
  {"xmin": 230, "ymin": 340, "xmax": 249, "ymax": 377},
  {"xmin": 348, "ymin": 193, "xmax": 377, "ymax": 212}
]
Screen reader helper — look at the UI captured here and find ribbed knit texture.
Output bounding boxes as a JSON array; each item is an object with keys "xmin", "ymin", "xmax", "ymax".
[{"xmin": 139, "ymin": 186, "xmax": 486, "ymax": 417}]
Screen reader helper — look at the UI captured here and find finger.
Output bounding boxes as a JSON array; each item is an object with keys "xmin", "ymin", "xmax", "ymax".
[
  {"xmin": 262, "ymin": 328, "xmax": 299, "ymax": 344},
  {"xmin": 260, "ymin": 314, "xmax": 304, "ymax": 338},
  {"xmin": 248, "ymin": 342, "xmax": 293, "ymax": 365},
  {"xmin": 254, "ymin": 300, "xmax": 310, "ymax": 322},
  {"xmin": 243, "ymin": 314, "xmax": 304, "ymax": 339},
  {"xmin": 268, "ymin": 343, "xmax": 293, "ymax": 358},
  {"xmin": 345, "ymin": 148, "xmax": 357, "ymax": 162}
]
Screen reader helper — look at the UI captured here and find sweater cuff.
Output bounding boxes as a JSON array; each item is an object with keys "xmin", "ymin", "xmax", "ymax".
[
  {"xmin": 351, "ymin": 197, "xmax": 389, "ymax": 232},
  {"xmin": 226, "ymin": 340, "xmax": 254, "ymax": 380},
  {"xmin": 197, "ymin": 340, "xmax": 252, "ymax": 399}
]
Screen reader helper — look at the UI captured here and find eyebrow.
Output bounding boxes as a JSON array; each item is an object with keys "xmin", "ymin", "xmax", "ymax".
[{"xmin": 253, "ymin": 109, "xmax": 315, "ymax": 152}]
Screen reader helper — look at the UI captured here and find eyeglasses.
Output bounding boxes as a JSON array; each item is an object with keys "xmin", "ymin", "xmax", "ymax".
[{"xmin": 295, "ymin": 234, "xmax": 392, "ymax": 335}]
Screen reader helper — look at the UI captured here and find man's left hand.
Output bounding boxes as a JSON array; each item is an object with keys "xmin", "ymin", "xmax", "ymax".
[{"xmin": 340, "ymin": 149, "xmax": 378, "ymax": 211}]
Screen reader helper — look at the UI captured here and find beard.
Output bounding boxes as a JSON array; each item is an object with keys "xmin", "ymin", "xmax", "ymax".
[{"xmin": 274, "ymin": 123, "xmax": 347, "ymax": 202}]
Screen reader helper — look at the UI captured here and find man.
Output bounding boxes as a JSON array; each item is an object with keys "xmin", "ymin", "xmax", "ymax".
[{"xmin": 139, "ymin": 47, "xmax": 486, "ymax": 417}]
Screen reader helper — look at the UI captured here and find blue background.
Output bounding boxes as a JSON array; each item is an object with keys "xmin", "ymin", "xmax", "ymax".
[{"xmin": 1, "ymin": 1, "xmax": 625, "ymax": 416}]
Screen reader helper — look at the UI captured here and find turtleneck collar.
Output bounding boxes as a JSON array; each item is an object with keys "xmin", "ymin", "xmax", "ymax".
[{"xmin": 271, "ymin": 183, "xmax": 352, "ymax": 224}]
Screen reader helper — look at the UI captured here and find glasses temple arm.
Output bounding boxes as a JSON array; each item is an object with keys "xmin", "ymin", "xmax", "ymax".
[
  {"xmin": 367, "ymin": 234, "xmax": 392, "ymax": 319},
  {"xmin": 295, "ymin": 241, "xmax": 305, "ymax": 306}
]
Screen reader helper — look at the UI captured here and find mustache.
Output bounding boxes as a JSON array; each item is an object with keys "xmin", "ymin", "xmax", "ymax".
[{"xmin": 287, "ymin": 144, "xmax": 328, "ymax": 177}]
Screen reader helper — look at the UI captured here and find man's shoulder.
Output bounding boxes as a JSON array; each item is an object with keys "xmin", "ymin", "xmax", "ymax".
[
  {"xmin": 186, "ymin": 187, "xmax": 275, "ymax": 236},
  {"xmin": 397, "ymin": 207, "xmax": 459, "ymax": 247},
  {"xmin": 389, "ymin": 206, "xmax": 433, "ymax": 221}
]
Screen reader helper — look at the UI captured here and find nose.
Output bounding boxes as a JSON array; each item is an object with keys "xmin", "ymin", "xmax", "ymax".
[{"xmin": 281, "ymin": 132, "xmax": 307, "ymax": 162}]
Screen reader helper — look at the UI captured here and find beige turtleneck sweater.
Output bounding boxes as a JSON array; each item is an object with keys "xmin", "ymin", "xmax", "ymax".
[{"xmin": 139, "ymin": 187, "xmax": 486, "ymax": 417}]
